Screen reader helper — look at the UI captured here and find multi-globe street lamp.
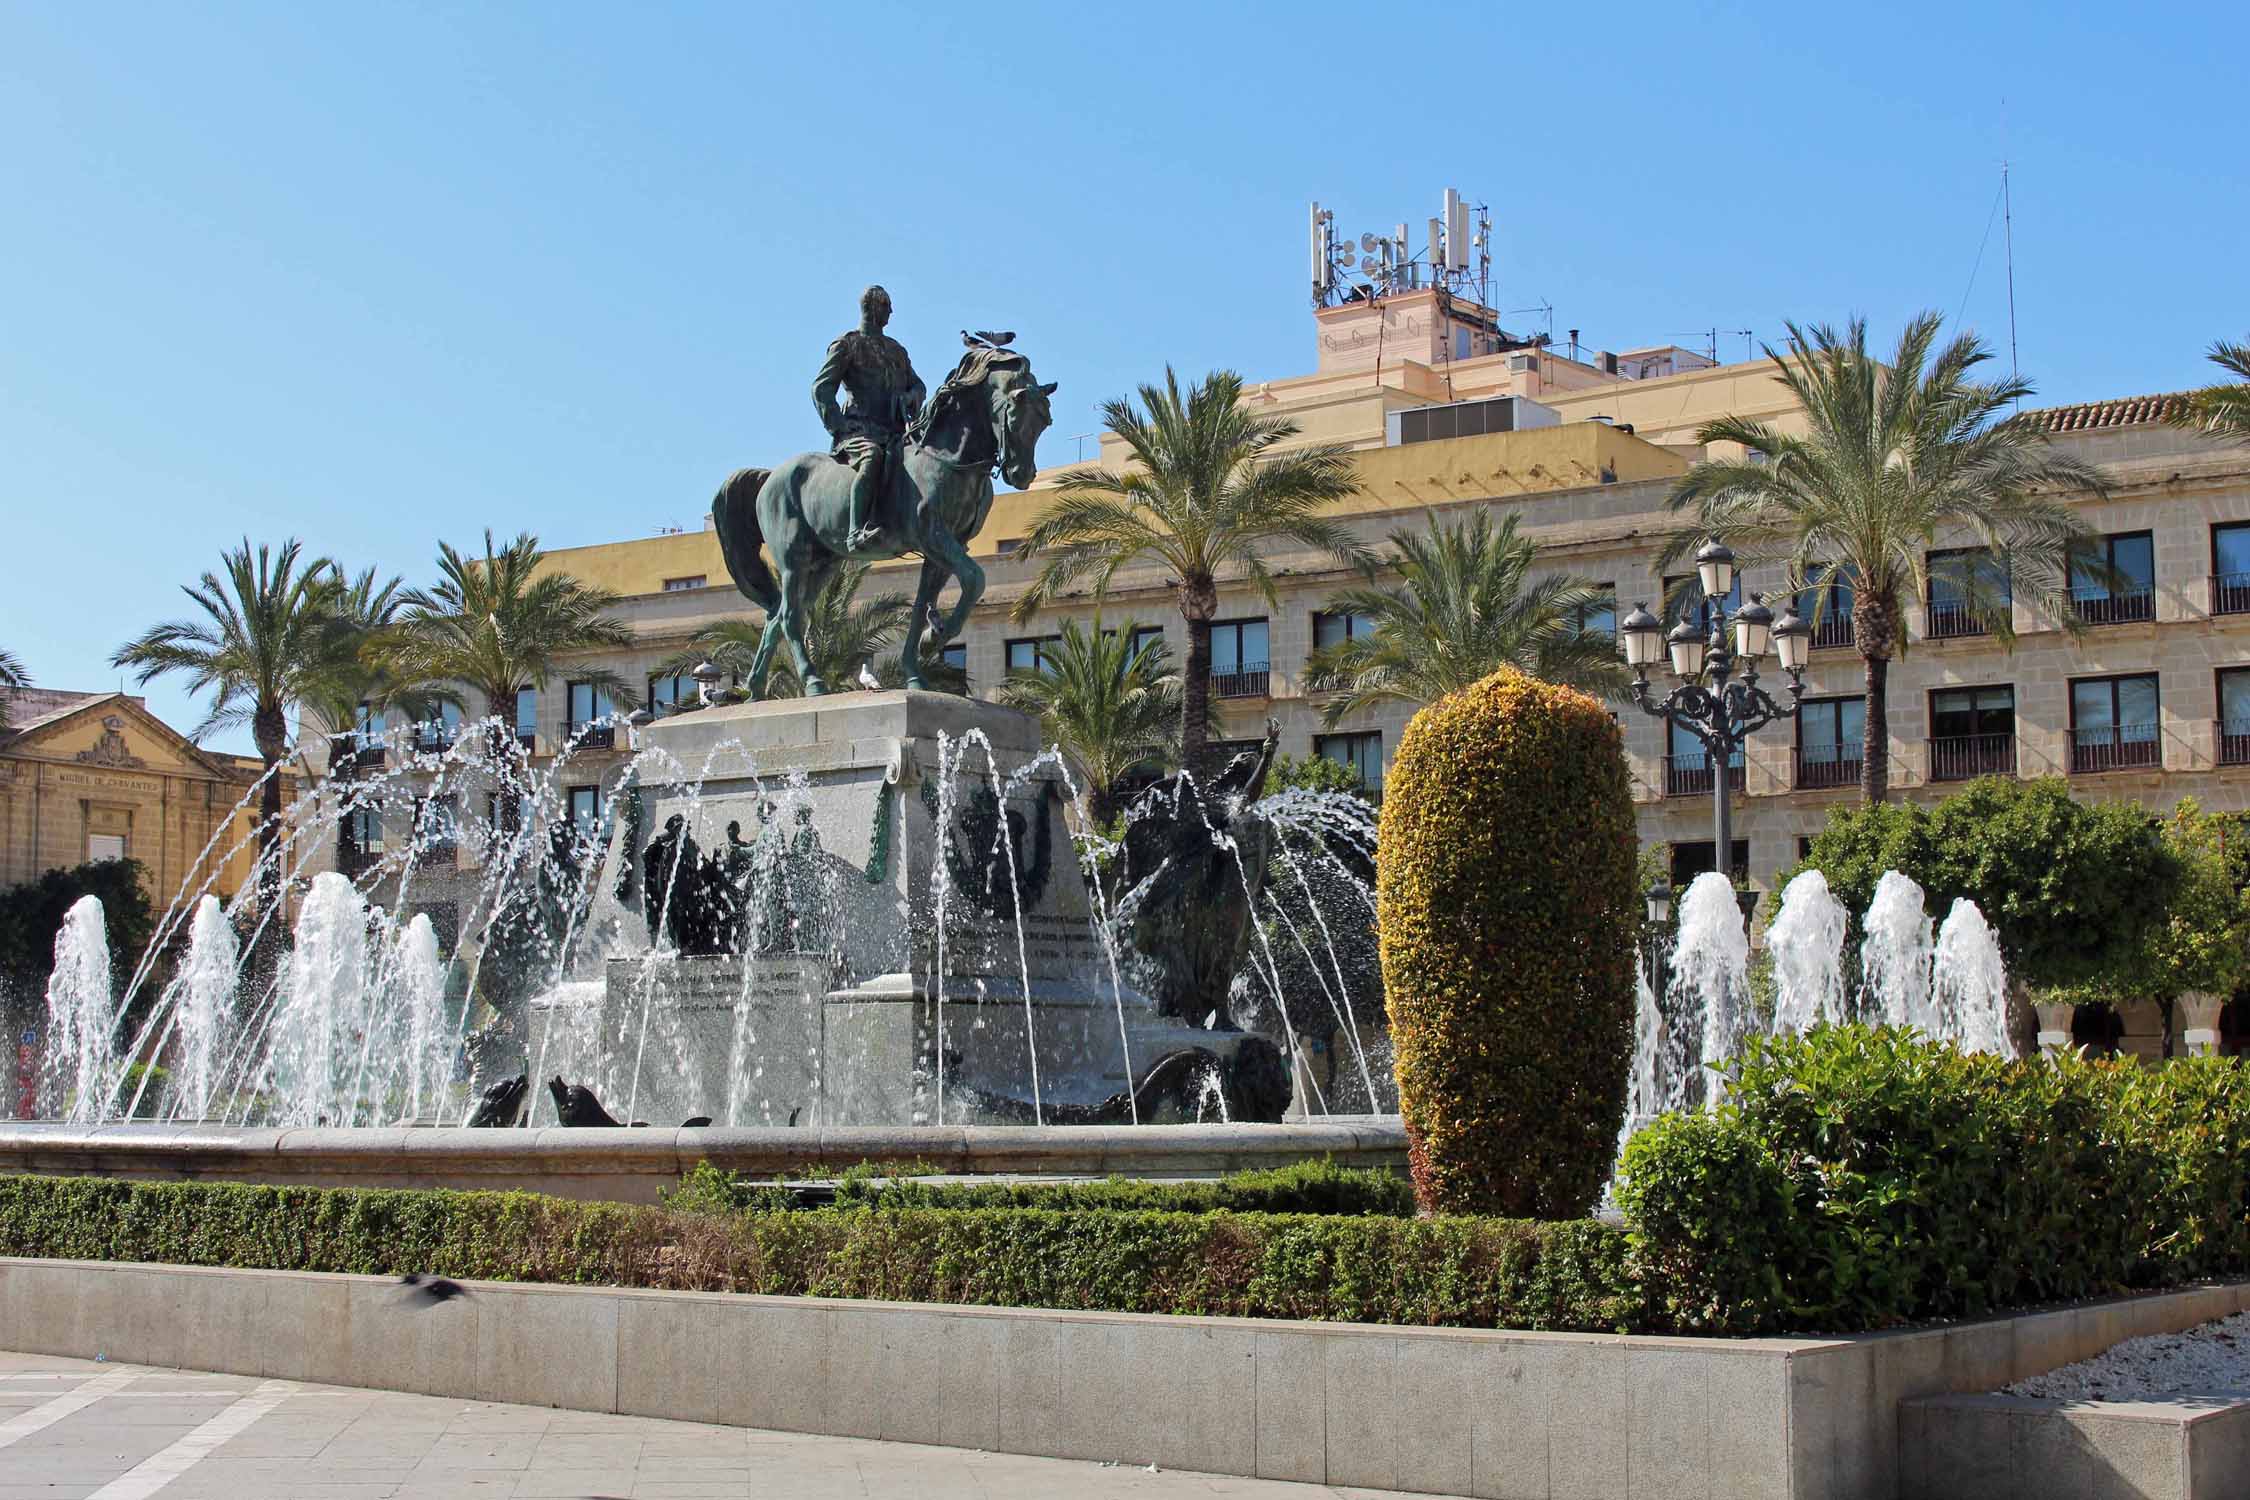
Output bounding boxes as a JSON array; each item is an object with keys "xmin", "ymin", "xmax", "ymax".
[{"xmin": 1619, "ymin": 540, "xmax": 1812, "ymax": 907}]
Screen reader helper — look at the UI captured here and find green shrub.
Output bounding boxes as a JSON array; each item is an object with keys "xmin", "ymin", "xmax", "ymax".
[
  {"xmin": 1618, "ymin": 1026, "xmax": 2250, "ymax": 1333},
  {"xmin": 1378, "ymin": 668, "xmax": 1637, "ymax": 1217},
  {"xmin": 665, "ymin": 1156, "xmax": 1415, "ymax": 1217},
  {"xmin": 0, "ymin": 1173, "xmax": 1631, "ymax": 1331}
]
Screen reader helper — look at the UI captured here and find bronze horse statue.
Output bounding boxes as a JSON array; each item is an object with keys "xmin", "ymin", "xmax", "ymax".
[{"xmin": 710, "ymin": 338, "xmax": 1055, "ymax": 697}]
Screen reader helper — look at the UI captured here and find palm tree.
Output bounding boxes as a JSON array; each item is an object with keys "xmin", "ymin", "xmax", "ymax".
[
  {"xmin": 302, "ymin": 567, "xmax": 423, "ymax": 876},
  {"xmin": 661, "ymin": 562, "xmax": 968, "ymax": 699},
  {"xmin": 1665, "ymin": 312, "xmax": 2104, "ymax": 803},
  {"xmin": 2171, "ymin": 338, "xmax": 2250, "ymax": 443},
  {"xmin": 1304, "ymin": 509, "xmax": 1625, "ymax": 724},
  {"xmin": 112, "ymin": 539, "xmax": 360, "ymax": 896},
  {"xmin": 997, "ymin": 618, "xmax": 1185, "ymax": 824},
  {"xmin": 380, "ymin": 530, "xmax": 637, "ymax": 753},
  {"xmin": 0, "ymin": 647, "xmax": 27, "ymax": 730},
  {"xmin": 1012, "ymin": 367, "xmax": 1374, "ymax": 762}
]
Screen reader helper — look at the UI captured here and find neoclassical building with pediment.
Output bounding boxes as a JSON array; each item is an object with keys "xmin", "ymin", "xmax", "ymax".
[{"xmin": 0, "ymin": 688, "xmax": 285, "ymax": 912}]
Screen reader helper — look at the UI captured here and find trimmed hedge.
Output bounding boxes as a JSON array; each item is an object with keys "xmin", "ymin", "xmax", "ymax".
[
  {"xmin": 665, "ymin": 1156, "xmax": 1417, "ymax": 1217},
  {"xmin": 1618, "ymin": 1026, "xmax": 2250, "ymax": 1335},
  {"xmin": 1378, "ymin": 668, "xmax": 1638, "ymax": 1218},
  {"xmin": 0, "ymin": 1173, "xmax": 1636, "ymax": 1332}
]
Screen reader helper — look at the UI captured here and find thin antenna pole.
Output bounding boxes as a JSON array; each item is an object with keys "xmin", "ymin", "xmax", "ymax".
[{"xmin": 2002, "ymin": 160, "xmax": 2019, "ymax": 391}]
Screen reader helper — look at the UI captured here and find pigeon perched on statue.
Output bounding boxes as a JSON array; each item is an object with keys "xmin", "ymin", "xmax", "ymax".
[{"xmin": 856, "ymin": 661, "xmax": 882, "ymax": 691}]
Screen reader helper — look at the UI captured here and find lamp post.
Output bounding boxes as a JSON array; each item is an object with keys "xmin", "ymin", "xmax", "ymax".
[
  {"xmin": 1641, "ymin": 877, "xmax": 1676, "ymax": 997},
  {"xmin": 1620, "ymin": 541, "xmax": 1811, "ymax": 897}
]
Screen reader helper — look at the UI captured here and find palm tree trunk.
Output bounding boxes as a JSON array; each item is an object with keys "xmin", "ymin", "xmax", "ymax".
[
  {"xmin": 1178, "ymin": 575, "xmax": 1217, "ymax": 766},
  {"xmin": 252, "ymin": 701, "xmax": 288, "ymax": 906},
  {"xmin": 1856, "ymin": 593, "xmax": 1895, "ymax": 804}
]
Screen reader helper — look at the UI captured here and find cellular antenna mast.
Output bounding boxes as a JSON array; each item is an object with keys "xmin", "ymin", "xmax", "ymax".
[{"xmin": 2002, "ymin": 159, "xmax": 2019, "ymax": 388}]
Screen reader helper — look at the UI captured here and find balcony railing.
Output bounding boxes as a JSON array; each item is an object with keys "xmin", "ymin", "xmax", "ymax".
[
  {"xmin": 1925, "ymin": 601, "xmax": 1990, "ymax": 640},
  {"xmin": 1793, "ymin": 748, "xmax": 1863, "ymax": 790},
  {"xmin": 2070, "ymin": 587, "xmax": 2155, "ymax": 626},
  {"xmin": 414, "ymin": 726, "xmax": 457, "ymax": 754},
  {"xmin": 328, "ymin": 734, "xmax": 385, "ymax": 773},
  {"xmin": 1664, "ymin": 751, "xmax": 1745, "ymax": 798},
  {"xmin": 516, "ymin": 730, "xmax": 538, "ymax": 754},
  {"xmin": 2221, "ymin": 719, "xmax": 2250, "ymax": 768},
  {"xmin": 2070, "ymin": 725, "xmax": 2161, "ymax": 774},
  {"xmin": 567, "ymin": 720, "xmax": 616, "ymax": 750},
  {"xmin": 1211, "ymin": 665, "xmax": 1271, "ymax": 699},
  {"xmin": 2213, "ymin": 572, "xmax": 2250, "ymax": 617},
  {"xmin": 1928, "ymin": 733, "xmax": 2017, "ymax": 782},
  {"xmin": 1808, "ymin": 611, "xmax": 1855, "ymax": 650}
]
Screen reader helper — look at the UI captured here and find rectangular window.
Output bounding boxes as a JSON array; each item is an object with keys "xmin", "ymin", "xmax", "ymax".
[
  {"xmin": 345, "ymin": 805, "xmax": 384, "ymax": 857},
  {"xmin": 341, "ymin": 700, "xmax": 387, "ymax": 766},
  {"xmin": 1004, "ymin": 635, "xmax": 1062, "ymax": 674},
  {"xmin": 940, "ymin": 642, "xmax": 968, "ymax": 670},
  {"xmin": 661, "ymin": 576, "xmax": 705, "ymax": 592},
  {"xmin": 1794, "ymin": 696, "xmax": 1865, "ymax": 790},
  {"xmin": 1795, "ymin": 570, "xmax": 1856, "ymax": 650},
  {"xmin": 1210, "ymin": 618, "xmax": 1270, "ymax": 698},
  {"xmin": 647, "ymin": 672, "xmax": 693, "ymax": 716},
  {"xmin": 415, "ymin": 700, "xmax": 462, "ymax": 752},
  {"xmin": 1566, "ymin": 584, "xmax": 1617, "ymax": 639},
  {"xmin": 2221, "ymin": 669, "xmax": 2250, "ymax": 767},
  {"xmin": 566, "ymin": 681, "xmax": 616, "ymax": 747},
  {"xmin": 1127, "ymin": 624, "xmax": 1166, "ymax": 658},
  {"xmin": 2214, "ymin": 524, "xmax": 2250, "ymax": 615},
  {"xmin": 2070, "ymin": 531, "xmax": 2155, "ymax": 625},
  {"xmin": 1662, "ymin": 572, "xmax": 1741, "ymax": 628},
  {"xmin": 1314, "ymin": 731, "xmax": 1384, "ymax": 791},
  {"xmin": 1929, "ymin": 686, "xmax": 2017, "ymax": 780},
  {"xmin": 415, "ymin": 794, "xmax": 460, "ymax": 867},
  {"xmin": 1312, "ymin": 610, "xmax": 1379, "ymax": 650},
  {"xmin": 1666, "ymin": 719, "xmax": 1742, "ymax": 798},
  {"xmin": 1670, "ymin": 839, "xmax": 1750, "ymax": 887},
  {"xmin": 86, "ymin": 832, "xmax": 127, "ymax": 863},
  {"xmin": 1927, "ymin": 547, "xmax": 2010, "ymax": 639},
  {"xmin": 2070, "ymin": 674, "xmax": 2162, "ymax": 773},
  {"xmin": 514, "ymin": 687, "xmax": 537, "ymax": 749},
  {"xmin": 567, "ymin": 785, "xmax": 603, "ymax": 844}
]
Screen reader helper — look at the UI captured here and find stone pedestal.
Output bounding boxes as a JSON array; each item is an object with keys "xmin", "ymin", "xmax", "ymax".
[{"xmin": 576, "ymin": 691, "xmax": 1241, "ymax": 1126}]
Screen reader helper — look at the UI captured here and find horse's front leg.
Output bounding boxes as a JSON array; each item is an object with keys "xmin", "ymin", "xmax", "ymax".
[
  {"xmin": 920, "ymin": 523, "xmax": 986, "ymax": 645},
  {"xmin": 904, "ymin": 558, "xmax": 947, "ymax": 690}
]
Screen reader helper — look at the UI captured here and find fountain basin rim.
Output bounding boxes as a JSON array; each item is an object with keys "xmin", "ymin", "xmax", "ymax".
[{"xmin": 0, "ymin": 1118, "xmax": 1410, "ymax": 1200}]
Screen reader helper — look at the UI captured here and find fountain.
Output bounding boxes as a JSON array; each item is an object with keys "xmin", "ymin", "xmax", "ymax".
[{"xmin": 1627, "ymin": 866, "xmax": 2018, "ymax": 1134}]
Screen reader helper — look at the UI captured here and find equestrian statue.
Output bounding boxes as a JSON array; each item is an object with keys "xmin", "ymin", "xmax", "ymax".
[{"xmin": 711, "ymin": 286, "xmax": 1055, "ymax": 697}]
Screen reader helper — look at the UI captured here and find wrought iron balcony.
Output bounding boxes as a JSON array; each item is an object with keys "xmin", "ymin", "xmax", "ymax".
[
  {"xmin": 2220, "ymin": 718, "xmax": 2250, "ymax": 768},
  {"xmin": 566, "ymin": 721, "xmax": 616, "ymax": 750},
  {"xmin": 1793, "ymin": 748, "xmax": 1862, "ymax": 791},
  {"xmin": 2070, "ymin": 586, "xmax": 2155, "ymax": 626},
  {"xmin": 1663, "ymin": 750, "xmax": 1744, "ymax": 798},
  {"xmin": 1211, "ymin": 665, "xmax": 1271, "ymax": 700},
  {"xmin": 1808, "ymin": 611, "xmax": 1855, "ymax": 650},
  {"xmin": 2213, "ymin": 572, "xmax": 2250, "ymax": 617},
  {"xmin": 2070, "ymin": 724, "xmax": 2161, "ymax": 774},
  {"xmin": 1924, "ymin": 601, "xmax": 1990, "ymax": 640},
  {"xmin": 1927, "ymin": 733, "xmax": 2017, "ymax": 782}
]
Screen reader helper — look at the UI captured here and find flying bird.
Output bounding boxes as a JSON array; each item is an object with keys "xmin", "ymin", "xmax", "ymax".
[
  {"xmin": 399, "ymin": 1273, "xmax": 470, "ymax": 1307},
  {"xmin": 961, "ymin": 330, "xmax": 1015, "ymax": 348},
  {"xmin": 856, "ymin": 661, "xmax": 882, "ymax": 691}
]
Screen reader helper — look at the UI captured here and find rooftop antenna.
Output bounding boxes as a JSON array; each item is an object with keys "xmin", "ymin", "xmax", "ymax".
[
  {"xmin": 1066, "ymin": 431, "xmax": 1096, "ymax": 462},
  {"xmin": 2002, "ymin": 159, "xmax": 2020, "ymax": 394}
]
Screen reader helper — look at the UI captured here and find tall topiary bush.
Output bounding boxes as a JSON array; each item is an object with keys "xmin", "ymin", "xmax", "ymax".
[{"xmin": 1377, "ymin": 668, "xmax": 1637, "ymax": 1217}]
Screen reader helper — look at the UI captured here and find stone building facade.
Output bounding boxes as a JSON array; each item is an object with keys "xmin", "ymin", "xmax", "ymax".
[{"xmin": 0, "ymin": 689, "xmax": 283, "ymax": 913}]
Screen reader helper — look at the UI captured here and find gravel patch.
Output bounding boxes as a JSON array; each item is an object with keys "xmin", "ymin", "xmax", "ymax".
[{"xmin": 2005, "ymin": 1311, "xmax": 2250, "ymax": 1400}]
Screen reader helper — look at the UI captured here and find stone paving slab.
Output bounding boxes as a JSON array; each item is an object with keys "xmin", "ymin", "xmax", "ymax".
[{"xmin": 0, "ymin": 1350, "xmax": 1447, "ymax": 1499}]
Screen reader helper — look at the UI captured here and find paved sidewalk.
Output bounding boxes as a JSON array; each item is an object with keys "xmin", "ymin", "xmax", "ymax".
[{"xmin": 0, "ymin": 1351, "xmax": 1444, "ymax": 1499}]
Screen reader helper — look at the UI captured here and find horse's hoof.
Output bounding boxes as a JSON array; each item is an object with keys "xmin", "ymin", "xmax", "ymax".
[{"xmin": 904, "ymin": 676, "xmax": 926, "ymax": 691}]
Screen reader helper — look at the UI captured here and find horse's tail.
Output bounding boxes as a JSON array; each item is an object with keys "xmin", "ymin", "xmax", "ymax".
[{"xmin": 711, "ymin": 467, "xmax": 778, "ymax": 612}]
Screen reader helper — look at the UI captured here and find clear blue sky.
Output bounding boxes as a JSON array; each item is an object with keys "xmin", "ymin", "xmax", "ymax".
[{"xmin": 3, "ymin": 1, "xmax": 2242, "ymax": 751}]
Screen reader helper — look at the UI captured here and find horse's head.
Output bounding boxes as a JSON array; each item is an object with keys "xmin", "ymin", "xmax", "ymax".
[
  {"xmin": 989, "ymin": 359, "xmax": 1056, "ymax": 490},
  {"xmin": 915, "ymin": 343, "xmax": 1056, "ymax": 489}
]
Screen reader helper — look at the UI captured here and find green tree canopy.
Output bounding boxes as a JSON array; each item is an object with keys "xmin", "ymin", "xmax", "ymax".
[
  {"xmin": 0, "ymin": 647, "xmax": 27, "ymax": 731},
  {"xmin": 1666, "ymin": 313, "xmax": 2103, "ymax": 802},
  {"xmin": 996, "ymin": 617, "xmax": 1183, "ymax": 825},
  {"xmin": 1790, "ymin": 776, "xmax": 2183, "ymax": 993},
  {"xmin": 1012, "ymin": 367, "xmax": 1373, "ymax": 762},
  {"xmin": 2171, "ymin": 338, "xmax": 2250, "ymax": 444},
  {"xmin": 0, "ymin": 858, "xmax": 155, "ymax": 1011},
  {"xmin": 1304, "ymin": 509, "xmax": 1624, "ymax": 724}
]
